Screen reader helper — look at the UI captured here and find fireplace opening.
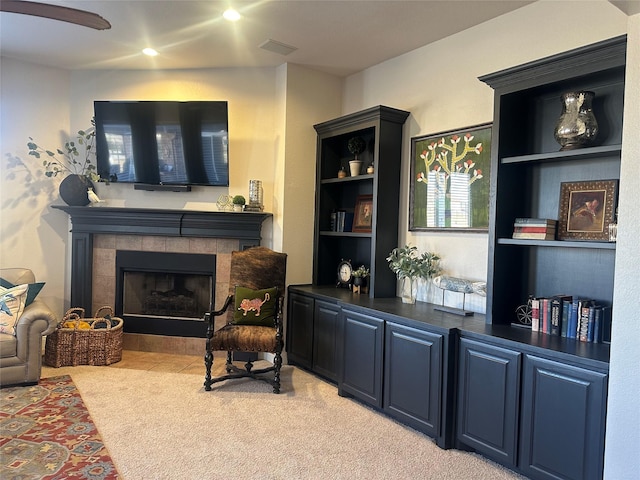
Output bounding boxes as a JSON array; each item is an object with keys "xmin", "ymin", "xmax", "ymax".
[
  {"xmin": 123, "ymin": 271, "xmax": 210, "ymax": 319},
  {"xmin": 116, "ymin": 251, "xmax": 216, "ymax": 337}
]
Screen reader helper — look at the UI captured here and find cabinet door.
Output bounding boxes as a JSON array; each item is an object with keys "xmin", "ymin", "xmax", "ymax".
[
  {"xmin": 339, "ymin": 308, "xmax": 384, "ymax": 408},
  {"xmin": 520, "ymin": 355, "xmax": 608, "ymax": 480},
  {"xmin": 457, "ymin": 338, "xmax": 521, "ymax": 467},
  {"xmin": 312, "ymin": 300, "xmax": 340, "ymax": 382},
  {"xmin": 286, "ymin": 292, "xmax": 314, "ymax": 369},
  {"xmin": 384, "ymin": 322, "xmax": 442, "ymax": 438}
]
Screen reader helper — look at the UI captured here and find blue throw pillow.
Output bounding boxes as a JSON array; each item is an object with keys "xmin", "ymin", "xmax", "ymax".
[{"xmin": 0, "ymin": 278, "xmax": 45, "ymax": 307}]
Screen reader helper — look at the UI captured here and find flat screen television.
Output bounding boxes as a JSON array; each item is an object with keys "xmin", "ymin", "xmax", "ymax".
[{"xmin": 94, "ymin": 101, "xmax": 229, "ymax": 187}]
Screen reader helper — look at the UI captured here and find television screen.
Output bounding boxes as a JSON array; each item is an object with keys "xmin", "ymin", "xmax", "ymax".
[{"xmin": 94, "ymin": 101, "xmax": 229, "ymax": 186}]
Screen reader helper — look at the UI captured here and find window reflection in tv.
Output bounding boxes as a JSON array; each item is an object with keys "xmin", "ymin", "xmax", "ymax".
[{"xmin": 94, "ymin": 101, "xmax": 229, "ymax": 186}]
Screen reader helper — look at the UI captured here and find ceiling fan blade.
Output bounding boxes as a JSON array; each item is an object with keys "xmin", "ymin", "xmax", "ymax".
[{"xmin": 0, "ymin": 0, "xmax": 111, "ymax": 30}]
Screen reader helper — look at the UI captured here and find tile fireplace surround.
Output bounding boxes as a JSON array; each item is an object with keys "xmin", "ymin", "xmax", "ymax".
[{"xmin": 53, "ymin": 206, "xmax": 272, "ymax": 355}]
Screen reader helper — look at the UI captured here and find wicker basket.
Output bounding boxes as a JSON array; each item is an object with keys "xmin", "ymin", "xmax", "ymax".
[{"xmin": 44, "ymin": 306, "xmax": 124, "ymax": 367}]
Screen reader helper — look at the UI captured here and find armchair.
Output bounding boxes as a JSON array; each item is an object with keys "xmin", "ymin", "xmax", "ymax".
[
  {"xmin": 204, "ymin": 246, "xmax": 287, "ymax": 393},
  {"xmin": 0, "ymin": 268, "xmax": 58, "ymax": 387}
]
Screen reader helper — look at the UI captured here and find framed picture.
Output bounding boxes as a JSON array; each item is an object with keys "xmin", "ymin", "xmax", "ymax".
[
  {"xmin": 353, "ymin": 194, "xmax": 373, "ymax": 233},
  {"xmin": 558, "ymin": 179, "xmax": 618, "ymax": 241},
  {"xmin": 409, "ymin": 123, "xmax": 492, "ymax": 232}
]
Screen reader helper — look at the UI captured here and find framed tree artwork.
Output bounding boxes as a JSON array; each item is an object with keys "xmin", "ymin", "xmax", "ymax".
[
  {"xmin": 557, "ymin": 179, "xmax": 618, "ymax": 241},
  {"xmin": 409, "ymin": 123, "xmax": 492, "ymax": 231}
]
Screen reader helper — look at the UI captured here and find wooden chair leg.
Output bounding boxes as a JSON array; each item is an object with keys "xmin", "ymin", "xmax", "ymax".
[
  {"xmin": 204, "ymin": 342, "xmax": 213, "ymax": 391},
  {"xmin": 226, "ymin": 351, "xmax": 233, "ymax": 373},
  {"xmin": 273, "ymin": 350, "xmax": 282, "ymax": 394}
]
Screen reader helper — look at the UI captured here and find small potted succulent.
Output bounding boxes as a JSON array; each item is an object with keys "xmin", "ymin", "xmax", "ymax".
[
  {"xmin": 351, "ymin": 265, "xmax": 370, "ymax": 293},
  {"xmin": 232, "ymin": 195, "xmax": 246, "ymax": 211}
]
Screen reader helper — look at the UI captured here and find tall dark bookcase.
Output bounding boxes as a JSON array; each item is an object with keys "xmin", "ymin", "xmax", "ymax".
[
  {"xmin": 313, "ymin": 106, "xmax": 410, "ymax": 298},
  {"xmin": 479, "ymin": 35, "xmax": 626, "ymax": 330}
]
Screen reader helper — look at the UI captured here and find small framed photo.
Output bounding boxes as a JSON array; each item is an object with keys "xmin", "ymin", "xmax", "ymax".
[
  {"xmin": 353, "ymin": 194, "xmax": 373, "ymax": 233},
  {"xmin": 558, "ymin": 180, "xmax": 618, "ymax": 241}
]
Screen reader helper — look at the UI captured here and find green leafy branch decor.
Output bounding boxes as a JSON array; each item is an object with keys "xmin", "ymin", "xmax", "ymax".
[
  {"xmin": 386, "ymin": 244, "xmax": 442, "ymax": 304},
  {"xmin": 386, "ymin": 244, "xmax": 441, "ymax": 280},
  {"xmin": 26, "ymin": 118, "xmax": 100, "ymax": 182}
]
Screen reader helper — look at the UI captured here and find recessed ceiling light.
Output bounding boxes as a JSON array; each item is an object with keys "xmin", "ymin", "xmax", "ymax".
[
  {"xmin": 142, "ymin": 48, "xmax": 158, "ymax": 57},
  {"xmin": 223, "ymin": 8, "xmax": 241, "ymax": 21}
]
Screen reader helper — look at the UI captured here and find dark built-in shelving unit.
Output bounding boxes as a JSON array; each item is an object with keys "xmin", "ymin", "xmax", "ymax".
[{"xmin": 313, "ymin": 106, "xmax": 410, "ymax": 298}]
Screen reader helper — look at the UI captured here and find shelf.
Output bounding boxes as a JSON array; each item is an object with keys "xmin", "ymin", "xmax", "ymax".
[
  {"xmin": 498, "ymin": 238, "xmax": 616, "ymax": 250},
  {"xmin": 321, "ymin": 174, "xmax": 374, "ymax": 184},
  {"xmin": 501, "ymin": 144, "xmax": 622, "ymax": 165},
  {"xmin": 320, "ymin": 231, "xmax": 371, "ymax": 238}
]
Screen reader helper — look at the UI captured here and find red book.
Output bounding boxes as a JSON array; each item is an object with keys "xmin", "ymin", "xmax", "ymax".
[
  {"xmin": 542, "ymin": 298, "xmax": 550, "ymax": 334},
  {"xmin": 513, "ymin": 226, "xmax": 556, "ymax": 233}
]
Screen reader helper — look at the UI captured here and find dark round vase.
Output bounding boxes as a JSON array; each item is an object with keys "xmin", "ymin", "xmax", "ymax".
[{"xmin": 59, "ymin": 174, "xmax": 94, "ymax": 206}]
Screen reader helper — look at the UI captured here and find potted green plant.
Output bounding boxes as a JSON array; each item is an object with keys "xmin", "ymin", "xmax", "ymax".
[
  {"xmin": 232, "ymin": 195, "xmax": 246, "ymax": 211},
  {"xmin": 351, "ymin": 265, "xmax": 369, "ymax": 294},
  {"xmin": 347, "ymin": 136, "xmax": 366, "ymax": 176},
  {"xmin": 386, "ymin": 244, "xmax": 441, "ymax": 304},
  {"xmin": 26, "ymin": 119, "xmax": 101, "ymax": 206}
]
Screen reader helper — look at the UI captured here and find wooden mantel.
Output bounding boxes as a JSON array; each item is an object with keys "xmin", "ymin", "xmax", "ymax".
[{"xmin": 52, "ymin": 205, "xmax": 272, "ymax": 312}]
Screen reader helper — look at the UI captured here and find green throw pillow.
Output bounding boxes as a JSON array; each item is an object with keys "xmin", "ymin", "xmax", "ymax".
[
  {"xmin": 233, "ymin": 286, "xmax": 278, "ymax": 326},
  {"xmin": 0, "ymin": 277, "xmax": 45, "ymax": 307}
]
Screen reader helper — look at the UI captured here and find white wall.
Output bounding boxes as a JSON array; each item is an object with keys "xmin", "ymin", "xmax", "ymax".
[
  {"xmin": 605, "ymin": 11, "xmax": 640, "ymax": 480},
  {"xmin": 0, "ymin": 58, "xmax": 72, "ymax": 313}
]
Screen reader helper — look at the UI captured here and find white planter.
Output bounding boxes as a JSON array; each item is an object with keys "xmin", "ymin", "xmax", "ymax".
[{"xmin": 349, "ymin": 160, "xmax": 362, "ymax": 177}]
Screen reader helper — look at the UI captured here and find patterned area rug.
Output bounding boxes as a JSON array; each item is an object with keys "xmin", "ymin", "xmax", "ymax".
[{"xmin": 0, "ymin": 375, "xmax": 119, "ymax": 479}]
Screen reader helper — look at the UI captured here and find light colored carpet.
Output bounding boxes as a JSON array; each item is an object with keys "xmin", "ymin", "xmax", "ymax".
[{"xmin": 44, "ymin": 364, "xmax": 527, "ymax": 480}]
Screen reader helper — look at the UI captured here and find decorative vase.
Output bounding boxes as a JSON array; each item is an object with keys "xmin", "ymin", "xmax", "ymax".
[
  {"xmin": 401, "ymin": 277, "xmax": 417, "ymax": 304},
  {"xmin": 367, "ymin": 165, "xmax": 374, "ymax": 174},
  {"xmin": 554, "ymin": 91, "xmax": 598, "ymax": 151},
  {"xmin": 349, "ymin": 160, "xmax": 362, "ymax": 177},
  {"xmin": 59, "ymin": 174, "xmax": 94, "ymax": 206},
  {"xmin": 338, "ymin": 168, "xmax": 347, "ymax": 179}
]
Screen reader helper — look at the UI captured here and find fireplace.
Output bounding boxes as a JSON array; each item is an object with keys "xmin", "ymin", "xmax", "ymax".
[
  {"xmin": 116, "ymin": 251, "xmax": 216, "ymax": 337},
  {"xmin": 52, "ymin": 206, "xmax": 272, "ymax": 348}
]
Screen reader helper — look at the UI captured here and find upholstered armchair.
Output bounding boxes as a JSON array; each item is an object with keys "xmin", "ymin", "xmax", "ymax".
[
  {"xmin": 204, "ymin": 246, "xmax": 287, "ymax": 393},
  {"xmin": 0, "ymin": 268, "xmax": 58, "ymax": 387}
]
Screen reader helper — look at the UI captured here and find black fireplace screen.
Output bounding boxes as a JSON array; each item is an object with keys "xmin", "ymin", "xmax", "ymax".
[
  {"xmin": 115, "ymin": 250, "xmax": 217, "ymax": 336},
  {"xmin": 122, "ymin": 271, "xmax": 212, "ymax": 320}
]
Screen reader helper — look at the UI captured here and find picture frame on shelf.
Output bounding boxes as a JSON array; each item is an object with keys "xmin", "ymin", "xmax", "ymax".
[
  {"xmin": 557, "ymin": 179, "xmax": 618, "ymax": 241},
  {"xmin": 409, "ymin": 123, "xmax": 492, "ymax": 232},
  {"xmin": 352, "ymin": 194, "xmax": 373, "ymax": 233}
]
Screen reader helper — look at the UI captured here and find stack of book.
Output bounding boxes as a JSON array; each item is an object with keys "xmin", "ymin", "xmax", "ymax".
[
  {"xmin": 512, "ymin": 218, "xmax": 557, "ymax": 240},
  {"xmin": 330, "ymin": 210, "xmax": 354, "ymax": 232},
  {"xmin": 530, "ymin": 295, "xmax": 611, "ymax": 343}
]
